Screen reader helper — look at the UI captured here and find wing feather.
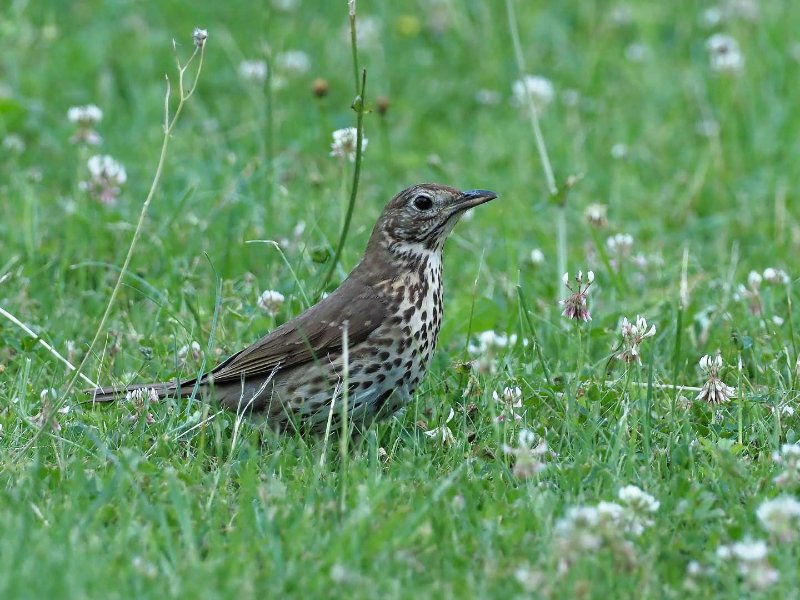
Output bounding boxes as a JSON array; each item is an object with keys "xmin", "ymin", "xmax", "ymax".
[{"xmin": 201, "ymin": 277, "xmax": 388, "ymax": 384}]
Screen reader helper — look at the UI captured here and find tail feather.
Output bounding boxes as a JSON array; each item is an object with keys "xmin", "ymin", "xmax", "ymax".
[{"xmin": 85, "ymin": 381, "xmax": 191, "ymax": 403}]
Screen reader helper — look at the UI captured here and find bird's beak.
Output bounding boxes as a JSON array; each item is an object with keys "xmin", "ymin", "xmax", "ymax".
[{"xmin": 454, "ymin": 189, "xmax": 498, "ymax": 211}]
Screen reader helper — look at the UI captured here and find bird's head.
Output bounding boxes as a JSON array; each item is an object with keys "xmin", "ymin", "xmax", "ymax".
[{"xmin": 369, "ymin": 183, "xmax": 497, "ymax": 257}]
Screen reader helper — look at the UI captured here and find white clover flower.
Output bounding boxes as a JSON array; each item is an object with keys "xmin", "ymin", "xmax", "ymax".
[
  {"xmin": 275, "ymin": 50, "xmax": 310, "ymax": 74},
  {"xmin": 596, "ymin": 501, "xmax": 625, "ymax": 526},
  {"xmin": 686, "ymin": 560, "xmax": 704, "ymax": 577},
  {"xmin": 512, "ymin": 75, "xmax": 554, "ymax": 113},
  {"xmin": 68, "ymin": 104, "xmax": 103, "ymax": 145},
  {"xmin": 467, "ymin": 330, "xmax": 524, "ymax": 374},
  {"xmin": 87, "ymin": 154, "xmax": 126, "ymax": 183},
  {"xmin": 125, "ymin": 387, "xmax": 159, "ymax": 424},
  {"xmin": 701, "ymin": 6, "xmax": 724, "ymax": 27},
  {"xmin": 3, "ymin": 134, "xmax": 25, "ymax": 153},
  {"xmin": 330, "ymin": 127, "xmax": 368, "ymax": 162},
  {"xmin": 560, "ymin": 271, "xmax": 594, "ymax": 322},
  {"xmin": 192, "ymin": 27, "xmax": 208, "ymax": 49},
  {"xmin": 618, "ymin": 485, "xmax": 660, "ymax": 512},
  {"xmin": 257, "ymin": 290, "xmax": 285, "ymax": 316},
  {"xmin": 756, "ymin": 496, "xmax": 800, "ymax": 542},
  {"xmin": 554, "ymin": 506, "xmax": 603, "ymax": 552},
  {"xmin": 610, "ymin": 143, "xmax": 628, "ymax": 159},
  {"xmin": 239, "ymin": 60, "xmax": 268, "ymax": 82},
  {"xmin": 424, "ymin": 407, "xmax": 455, "ymax": 445},
  {"xmin": 721, "ymin": 538, "xmax": 779, "ymax": 590},
  {"xmin": 178, "ymin": 341, "xmax": 202, "ymax": 363},
  {"xmin": 493, "ymin": 385, "xmax": 522, "ymax": 406},
  {"xmin": 529, "ymin": 248, "xmax": 545, "ymax": 266},
  {"xmin": 502, "ymin": 429, "xmax": 549, "ymax": 478},
  {"xmin": 583, "ymin": 203, "xmax": 608, "ymax": 228},
  {"xmin": 32, "ymin": 389, "xmax": 69, "ymax": 432},
  {"xmin": 67, "ymin": 104, "xmax": 103, "ymax": 125},
  {"xmin": 706, "ymin": 33, "xmax": 744, "ymax": 73},
  {"xmin": 696, "ymin": 354, "xmax": 736, "ymax": 404},
  {"xmin": 744, "ymin": 562, "xmax": 780, "ymax": 590},
  {"xmin": 493, "ymin": 386, "xmax": 523, "ymax": 422},
  {"xmin": 762, "ymin": 267, "xmax": 790, "ymax": 285},
  {"xmin": 747, "ymin": 270, "xmax": 763, "ymax": 288},
  {"xmin": 772, "ymin": 443, "xmax": 800, "ymax": 488},
  {"xmin": 477, "ymin": 330, "xmax": 516, "ymax": 350},
  {"xmin": 125, "ymin": 387, "xmax": 159, "ymax": 405},
  {"xmin": 731, "ymin": 538, "xmax": 768, "ymax": 562},
  {"xmin": 606, "ymin": 233, "xmax": 634, "ymax": 255},
  {"xmin": 735, "ymin": 271, "xmax": 764, "ymax": 315},
  {"xmin": 624, "ymin": 43, "xmax": 647, "ymax": 63},
  {"xmin": 82, "ymin": 155, "xmax": 127, "ymax": 204},
  {"xmin": 513, "ymin": 567, "xmax": 544, "ymax": 592},
  {"xmin": 617, "ymin": 316, "xmax": 657, "ymax": 364},
  {"xmin": 617, "ymin": 485, "xmax": 659, "ymax": 536}
]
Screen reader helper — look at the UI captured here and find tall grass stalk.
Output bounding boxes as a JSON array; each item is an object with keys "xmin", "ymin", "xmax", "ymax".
[
  {"xmin": 318, "ymin": 68, "xmax": 367, "ymax": 294},
  {"xmin": 16, "ymin": 34, "xmax": 207, "ymax": 458},
  {"xmin": 505, "ymin": 0, "xmax": 564, "ymax": 295}
]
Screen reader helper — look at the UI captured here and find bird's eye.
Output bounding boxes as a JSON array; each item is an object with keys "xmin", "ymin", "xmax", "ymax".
[{"xmin": 412, "ymin": 194, "xmax": 434, "ymax": 211}]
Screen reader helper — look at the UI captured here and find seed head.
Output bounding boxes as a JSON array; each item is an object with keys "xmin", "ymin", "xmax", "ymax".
[{"xmin": 192, "ymin": 28, "xmax": 208, "ymax": 49}]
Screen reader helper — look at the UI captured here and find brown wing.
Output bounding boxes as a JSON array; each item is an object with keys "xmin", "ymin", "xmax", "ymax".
[{"xmin": 199, "ymin": 277, "xmax": 388, "ymax": 384}]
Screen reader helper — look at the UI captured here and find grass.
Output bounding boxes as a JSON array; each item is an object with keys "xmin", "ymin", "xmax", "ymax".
[{"xmin": 2, "ymin": 0, "xmax": 800, "ymax": 597}]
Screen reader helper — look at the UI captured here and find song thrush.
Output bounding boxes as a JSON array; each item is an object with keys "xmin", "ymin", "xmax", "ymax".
[{"xmin": 89, "ymin": 183, "xmax": 497, "ymax": 433}]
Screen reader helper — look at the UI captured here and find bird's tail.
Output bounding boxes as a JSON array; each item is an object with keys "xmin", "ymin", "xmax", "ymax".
[{"xmin": 85, "ymin": 380, "xmax": 196, "ymax": 403}]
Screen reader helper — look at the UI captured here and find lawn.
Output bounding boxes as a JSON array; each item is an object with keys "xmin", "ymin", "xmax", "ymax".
[{"xmin": 2, "ymin": 0, "xmax": 800, "ymax": 597}]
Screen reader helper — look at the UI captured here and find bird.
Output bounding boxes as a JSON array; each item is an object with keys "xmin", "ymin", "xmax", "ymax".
[{"xmin": 88, "ymin": 183, "xmax": 497, "ymax": 434}]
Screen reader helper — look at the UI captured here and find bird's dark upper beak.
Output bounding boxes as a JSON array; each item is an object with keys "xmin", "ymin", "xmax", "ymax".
[{"xmin": 455, "ymin": 189, "xmax": 498, "ymax": 211}]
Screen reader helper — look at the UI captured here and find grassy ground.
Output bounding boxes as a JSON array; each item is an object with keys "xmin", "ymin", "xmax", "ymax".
[{"xmin": 2, "ymin": 0, "xmax": 800, "ymax": 597}]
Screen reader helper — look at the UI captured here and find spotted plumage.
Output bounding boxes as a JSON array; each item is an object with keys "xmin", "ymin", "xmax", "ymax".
[{"xmin": 88, "ymin": 183, "xmax": 497, "ymax": 434}]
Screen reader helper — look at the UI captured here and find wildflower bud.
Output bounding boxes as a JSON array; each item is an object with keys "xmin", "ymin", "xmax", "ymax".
[
  {"xmin": 587, "ymin": 271, "xmax": 595, "ymax": 284},
  {"xmin": 376, "ymin": 95, "xmax": 390, "ymax": 116},
  {"xmin": 312, "ymin": 77, "xmax": 329, "ymax": 98},
  {"xmin": 192, "ymin": 27, "xmax": 208, "ymax": 49}
]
